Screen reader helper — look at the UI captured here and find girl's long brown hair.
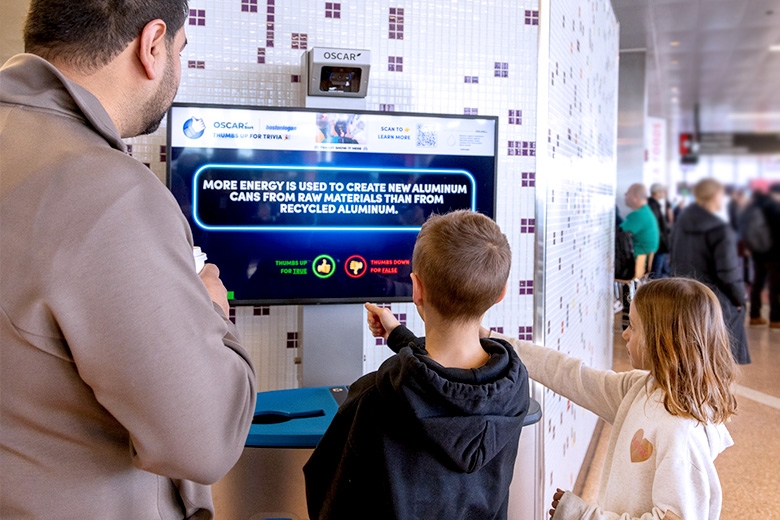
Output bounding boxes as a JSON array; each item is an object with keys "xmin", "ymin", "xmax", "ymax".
[{"xmin": 634, "ymin": 278, "xmax": 738, "ymax": 424}]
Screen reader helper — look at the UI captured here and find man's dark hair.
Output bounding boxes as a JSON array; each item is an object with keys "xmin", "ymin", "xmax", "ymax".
[{"xmin": 24, "ymin": 0, "xmax": 189, "ymax": 72}]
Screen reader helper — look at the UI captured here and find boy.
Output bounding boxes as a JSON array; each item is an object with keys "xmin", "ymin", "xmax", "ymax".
[{"xmin": 303, "ymin": 210, "xmax": 530, "ymax": 520}]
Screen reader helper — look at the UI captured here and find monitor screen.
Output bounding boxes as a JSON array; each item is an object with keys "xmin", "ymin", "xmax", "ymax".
[{"xmin": 167, "ymin": 103, "xmax": 498, "ymax": 305}]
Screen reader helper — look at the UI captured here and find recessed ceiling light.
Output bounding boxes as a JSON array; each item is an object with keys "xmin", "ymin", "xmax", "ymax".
[
  {"xmin": 672, "ymin": 60, "xmax": 679, "ymax": 65},
  {"xmin": 672, "ymin": 97, "xmax": 679, "ymax": 103},
  {"xmin": 671, "ymin": 87, "xmax": 679, "ymax": 93},
  {"xmin": 670, "ymin": 41, "xmax": 680, "ymax": 46},
  {"xmin": 770, "ymin": 44, "xmax": 780, "ymax": 52}
]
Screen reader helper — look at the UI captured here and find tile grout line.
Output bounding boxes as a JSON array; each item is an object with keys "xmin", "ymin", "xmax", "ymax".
[{"xmin": 734, "ymin": 385, "xmax": 780, "ymax": 412}]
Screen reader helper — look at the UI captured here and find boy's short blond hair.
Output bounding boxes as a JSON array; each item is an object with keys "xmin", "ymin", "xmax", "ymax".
[{"xmin": 412, "ymin": 210, "xmax": 511, "ymax": 322}]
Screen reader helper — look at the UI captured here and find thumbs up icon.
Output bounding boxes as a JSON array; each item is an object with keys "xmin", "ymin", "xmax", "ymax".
[{"xmin": 317, "ymin": 258, "xmax": 332, "ymax": 275}]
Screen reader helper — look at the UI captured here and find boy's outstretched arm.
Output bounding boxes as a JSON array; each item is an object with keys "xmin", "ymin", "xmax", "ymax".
[{"xmin": 365, "ymin": 302, "xmax": 401, "ymax": 340}]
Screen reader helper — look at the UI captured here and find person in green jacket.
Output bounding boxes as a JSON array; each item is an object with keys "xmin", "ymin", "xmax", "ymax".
[{"xmin": 621, "ymin": 183, "xmax": 660, "ymax": 257}]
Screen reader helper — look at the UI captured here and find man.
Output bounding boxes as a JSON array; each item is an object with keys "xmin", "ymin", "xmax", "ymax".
[
  {"xmin": 647, "ymin": 183, "xmax": 672, "ymax": 278},
  {"xmin": 0, "ymin": 1, "xmax": 257, "ymax": 518},
  {"xmin": 621, "ymin": 183, "xmax": 660, "ymax": 265}
]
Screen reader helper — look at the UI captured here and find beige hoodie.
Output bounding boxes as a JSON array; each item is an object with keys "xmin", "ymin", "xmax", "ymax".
[{"xmin": 0, "ymin": 54, "xmax": 256, "ymax": 519}]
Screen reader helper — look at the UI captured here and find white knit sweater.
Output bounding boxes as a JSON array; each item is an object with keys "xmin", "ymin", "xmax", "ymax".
[{"xmin": 493, "ymin": 333, "xmax": 733, "ymax": 520}]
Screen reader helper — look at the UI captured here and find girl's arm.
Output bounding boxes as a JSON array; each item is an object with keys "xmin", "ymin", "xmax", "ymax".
[
  {"xmin": 552, "ymin": 455, "xmax": 712, "ymax": 519},
  {"xmin": 490, "ymin": 332, "xmax": 644, "ymax": 424}
]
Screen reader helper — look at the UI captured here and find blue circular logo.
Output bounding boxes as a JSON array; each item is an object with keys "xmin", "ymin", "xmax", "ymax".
[{"xmin": 183, "ymin": 117, "xmax": 206, "ymax": 139}]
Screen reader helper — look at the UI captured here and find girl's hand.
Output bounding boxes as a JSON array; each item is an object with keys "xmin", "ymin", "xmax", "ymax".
[{"xmin": 549, "ymin": 488, "xmax": 565, "ymax": 519}]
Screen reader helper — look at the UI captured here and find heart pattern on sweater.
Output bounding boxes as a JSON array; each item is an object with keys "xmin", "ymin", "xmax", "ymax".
[{"xmin": 630, "ymin": 428, "xmax": 654, "ymax": 463}]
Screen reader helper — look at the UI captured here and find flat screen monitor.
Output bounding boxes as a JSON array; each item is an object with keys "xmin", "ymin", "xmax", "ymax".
[{"xmin": 167, "ymin": 103, "xmax": 498, "ymax": 305}]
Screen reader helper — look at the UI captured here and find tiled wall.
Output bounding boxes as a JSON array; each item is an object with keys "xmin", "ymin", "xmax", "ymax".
[
  {"xmin": 125, "ymin": 0, "xmax": 618, "ymax": 510},
  {"xmin": 536, "ymin": 0, "xmax": 618, "ymax": 501},
  {"xmin": 126, "ymin": 0, "xmax": 541, "ymax": 393}
]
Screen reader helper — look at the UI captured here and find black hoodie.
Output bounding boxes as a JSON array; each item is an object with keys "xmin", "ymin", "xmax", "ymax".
[{"xmin": 304, "ymin": 326, "xmax": 530, "ymax": 520}]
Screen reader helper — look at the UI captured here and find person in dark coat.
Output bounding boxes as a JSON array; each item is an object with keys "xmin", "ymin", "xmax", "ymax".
[
  {"xmin": 750, "ymin": 184, "xmax": 780, "ymax": 328},
  {"xmin": 648, "ymin": 183, "xmax": 672, "ymax": 278},
  {"xmin": 671, "ymin": 178, "xmax": 750, "ymax": 364},
  {"xmin": 742, "ymin": 188, "xmax": 773, "ymax": 326}
]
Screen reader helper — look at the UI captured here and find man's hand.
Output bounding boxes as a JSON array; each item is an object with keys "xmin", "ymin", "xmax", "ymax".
[
  {"xmin": 365, "ymin": 303, "xmax": 401, "ymax": 340},
  {"xmin": 199, "ymin": 264, "xmax": 230, "ymax": 317},
  {"xmin": 549, "ymin": 488, "xmax": 565, "ymax": 519}
]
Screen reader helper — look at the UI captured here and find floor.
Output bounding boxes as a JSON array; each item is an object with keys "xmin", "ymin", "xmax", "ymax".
[{"xmin": 576, "ymin": 304, "xmax": 780, "ymax": 519}]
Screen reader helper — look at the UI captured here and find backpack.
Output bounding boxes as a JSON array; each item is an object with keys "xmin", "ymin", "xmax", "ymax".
[
  {"xmin": 739, "ymin": 204, "xmax": 772, "ymax": 254},
  {"xmin": 615, "ymin": 230, "xmax": 635, "ymax": 280}
]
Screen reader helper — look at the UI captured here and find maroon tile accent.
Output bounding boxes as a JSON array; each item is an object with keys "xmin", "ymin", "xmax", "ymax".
[
  {"xmin": 520, "ymin": 218, "xmax": 535, "ymax": 233},
  {"xmin": 292, "ymin": 33, "xmax": 308, "ymax": 50},
  {"xmin": 389, "ymin": 7, "xmax": 404, "ymax": 39},
  {"xmin": 241, "ymin": 0, "xmax": 258, "ymax": 13},
  {"xmin": 257, "ymin": 47, "xmax": 266, "ymax": 64},
  {"xmin": 253, "ymin": 306, "xmax": 270, "ymax": 316},
  {"xmin": 464, "ymin": 107, "xmax": 478, "ymax": 115},
  {"xmin": 508, "ymin": 109, "xmax": 522, "ymax": 125},
  {"xmin": 187, "ymin": 60, "xmax": 205, "ymax": 69},
  {"xmin": 159, "ymin": 145, "xmax": 166, "ymax": 163},
  {"xmin": 379, "ymin": 104, "xmax": 395, "ymax": 112},
  {"xmin": 266, "ymin": 1, "xmax": 275, "ymax": 47},
  {"xmin": 291, "ymin": 74, "xmax": 301, "ymax": 82},
  {"xmin": 494, "ymin": 62, "xmax": 508, "ymax": 78},
  {"xmin": 519, "ymin": 280, "xmax": 534, "ymax": 295},
  {"xmin": 464, "ymin": 76, "xmax": 479, "ymax": 84},
  {"xmin": 518, "ymin": 326, "xmax": 533, "ymax": 341},
  {"xmin": 388, "ymin": 56, "xmax": 403, "ymax": 72},
  {"xmin": 525, "ymin": 9, "xmax": 539, "ymax": 25},
  {"xmin": 521, "ymin": 172, "xmax": 535, "ymax": 187},
  {"xmin": 126, "ymin": 144, "xmax": 133, "ymax": 155},
  {"xmin": 189, "ymin": 9, "xmax": 205, "ymax": 26},
  {"xmin": 286, "ymin": 331, "xmax": 299, "ymax": 349},
  {"xmin": 325, "ymin": 2, "xmax": 341, "ymax": 18}
]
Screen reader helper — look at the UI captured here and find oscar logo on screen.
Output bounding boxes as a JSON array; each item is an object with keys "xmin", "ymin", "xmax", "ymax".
[
  {"xmin": 313, "ymin": 254, "xmax": 336, "ymax": 279},
  {"xmin": 345, "ymin": 255, "xmax": 367, "ymax": 278}
]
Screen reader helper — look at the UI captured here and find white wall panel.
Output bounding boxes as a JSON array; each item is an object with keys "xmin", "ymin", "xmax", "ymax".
[{"xmin": 536, "ymin": 0, "xmax": 618, "ymax": 502}]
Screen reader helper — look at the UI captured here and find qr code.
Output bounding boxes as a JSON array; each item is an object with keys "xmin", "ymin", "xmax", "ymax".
[{"xmin": 416, "ymin": 124, "xmax": 438, "ymax": 148}]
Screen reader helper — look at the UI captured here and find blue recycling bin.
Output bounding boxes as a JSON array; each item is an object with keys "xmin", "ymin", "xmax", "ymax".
[
  {"xmin": 212, "ymin": 386, "xmax": 542, "ymax": 520},
  {"xmin": 212, "ymin": 386, "xmax": 347, "ymax": 520}
]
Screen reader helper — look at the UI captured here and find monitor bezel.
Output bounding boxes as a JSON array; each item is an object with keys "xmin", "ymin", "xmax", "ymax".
[{"xmin": 166, "ymin": 102, "xmax": 499, "ymax": 306}]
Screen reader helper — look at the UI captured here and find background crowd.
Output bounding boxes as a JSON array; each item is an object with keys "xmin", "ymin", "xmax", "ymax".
[{"xmin": 617, "ymin": 178, "xmax": 780, "ymax": 365}]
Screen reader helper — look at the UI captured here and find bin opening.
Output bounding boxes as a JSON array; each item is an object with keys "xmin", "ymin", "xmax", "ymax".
[{"xmin": 252, "ymin": 409, "xmax": 326, "ymax": 425}]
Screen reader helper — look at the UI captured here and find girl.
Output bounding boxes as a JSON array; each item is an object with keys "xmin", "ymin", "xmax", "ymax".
[
  {"xmin": 366, "ymin": 277, "xmax": 738, "ymax": 520},
  {"xmin": 518, "ymin": 278, "xmax": 737, "ymax": 519}
]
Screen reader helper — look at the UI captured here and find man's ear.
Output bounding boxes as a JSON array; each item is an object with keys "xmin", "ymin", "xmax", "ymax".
[
  {"xmin": 496, "ymin": 283, "xmax": 508, "ymax": 304},
  {"xmin": 411, "ymin": 273, "xmax": 424, "ymax": 307},
  {"xmin": 137, "ymin": 19, "xmax": 169, "ymax": 80}
]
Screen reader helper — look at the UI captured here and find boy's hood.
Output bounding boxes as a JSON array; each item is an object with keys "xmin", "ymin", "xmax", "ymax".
[{"xmin": 375, "ymin": 338, "xmax": 529, "ymax": 473}]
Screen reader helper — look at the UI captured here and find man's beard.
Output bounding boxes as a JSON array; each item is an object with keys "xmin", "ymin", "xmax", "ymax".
[{"xmin": 137, "ymin": 56, "xmax": 178, "ymax": 136}]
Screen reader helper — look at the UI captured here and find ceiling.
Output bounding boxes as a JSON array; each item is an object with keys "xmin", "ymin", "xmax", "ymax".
[{"xmin": 612, "ymin": 0, "xmax": 780, "ymax": 134}]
